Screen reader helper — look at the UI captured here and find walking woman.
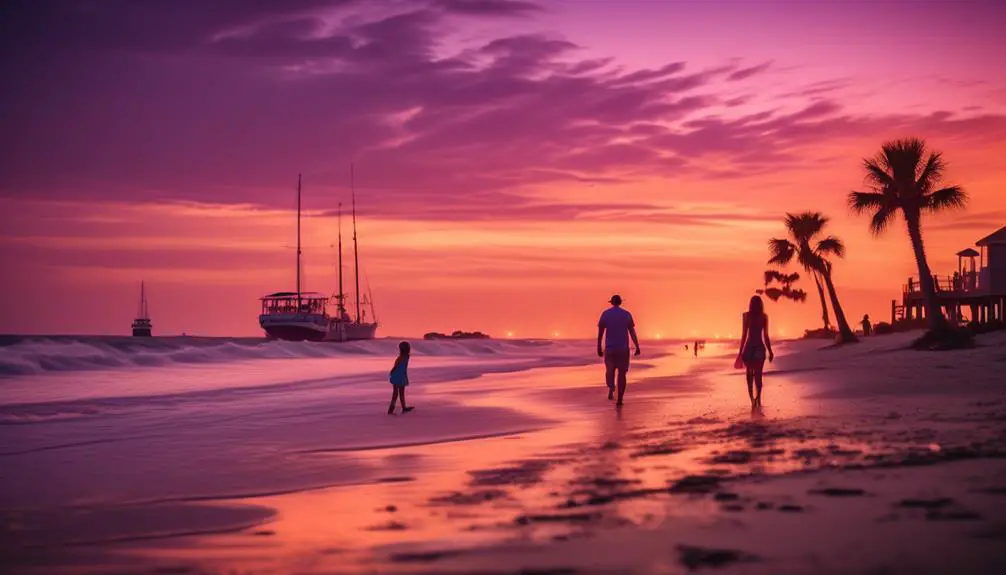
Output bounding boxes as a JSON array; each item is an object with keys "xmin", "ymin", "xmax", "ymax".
[{"xmin": 737, "ymin": 295, "xmax": 774, "ymax": 407}]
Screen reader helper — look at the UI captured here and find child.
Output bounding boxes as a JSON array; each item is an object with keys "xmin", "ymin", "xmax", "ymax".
[{"xmin": 388, "ymin": 341, "xmax": 415, "ymax": 415}]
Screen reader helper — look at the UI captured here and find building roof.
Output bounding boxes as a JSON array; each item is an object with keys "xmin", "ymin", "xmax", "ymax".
[
  {"xmin": 976, "ymin": 225, "xmax": 1006, "ymax": 246},
  {"xmin": 956, "ymin": 248, "xmax": 980, "ymax": 257}
]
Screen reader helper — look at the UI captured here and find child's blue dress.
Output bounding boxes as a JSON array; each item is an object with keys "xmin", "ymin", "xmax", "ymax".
[{"xmin": 390, "ymin": 356, "xmax": 409, "ymax": 386}]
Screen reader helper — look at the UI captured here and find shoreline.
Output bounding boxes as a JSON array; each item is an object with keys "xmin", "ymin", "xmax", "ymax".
[{"xmin": 4, "ymin": 334, "xmax": 1006, "ymax": 573}]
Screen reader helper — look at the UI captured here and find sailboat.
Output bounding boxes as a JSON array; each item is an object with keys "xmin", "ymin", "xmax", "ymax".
[
  {"xmin": 257, "ymin": 170, "xmax": 378, "ymax": 342},
  {"xmin": 131, "ymin": 281, "xmax": 153, "ymax": 337}
]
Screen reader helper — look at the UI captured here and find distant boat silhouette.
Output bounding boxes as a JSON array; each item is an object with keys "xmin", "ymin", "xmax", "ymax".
[
  {"xmin": 258, "ymin": 169, "xmax": 378, "ymax": 342},
  {"xmin": 132, "ymin": 281, "xmax": 152, "ymax": 337}
]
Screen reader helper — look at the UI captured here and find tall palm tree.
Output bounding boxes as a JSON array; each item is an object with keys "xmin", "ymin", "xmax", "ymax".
[
  {"xmin": 758, "ymin": 270, "xmax": 808, "ymax": 303},
  {"xmin": 849, "ymin": 137, "xmax": 967, "ymax": 333},
  {"xmin": 768, "ymin": 212, "xmax": 857, "ymax": 343}
]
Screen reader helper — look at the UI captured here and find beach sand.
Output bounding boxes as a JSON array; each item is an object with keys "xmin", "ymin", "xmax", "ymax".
[{"xmin": 2, "ymin": 333, "xmax": 1006, "ymax": 574}]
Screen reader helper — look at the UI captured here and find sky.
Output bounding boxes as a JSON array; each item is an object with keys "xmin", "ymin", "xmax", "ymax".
[{"xmin": 2, "ymin": 0, "xmax": 1006, "ymax": 339}]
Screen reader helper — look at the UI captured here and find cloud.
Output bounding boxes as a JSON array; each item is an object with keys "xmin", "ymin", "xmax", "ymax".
[
  {"xmin": 434, "ymin": 0, "xmax": 542, "ymax": 17},
  {"xmin": 927, "ymin": 211, "xmax": 1006, "ymax": 233},
  {"xmin": 0, "ymin": 0, "xmax": 354, "ymax": 55},
  {"xmin": 726, "ymin": 61, "xmax": 772, "ymax": 82},
  {"xmin": 1, "ymin": 0, "xmax": 1004, "ymax": 226}
]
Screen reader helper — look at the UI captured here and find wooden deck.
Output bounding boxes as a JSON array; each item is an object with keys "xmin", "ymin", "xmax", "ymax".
[{"xmin": 895, "ymin": 273, "xmax": 1005, "ymax": 325}]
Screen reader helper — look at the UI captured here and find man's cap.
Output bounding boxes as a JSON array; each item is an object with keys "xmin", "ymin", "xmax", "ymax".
[{"xmin": 609, "ymin": 294, "xmax": 622, "ymax": 305}]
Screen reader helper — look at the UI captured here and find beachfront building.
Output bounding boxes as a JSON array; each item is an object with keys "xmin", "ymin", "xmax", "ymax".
[{"xmin": 893, "ymin": 226, "xmax": 1006, "ymax": 326}]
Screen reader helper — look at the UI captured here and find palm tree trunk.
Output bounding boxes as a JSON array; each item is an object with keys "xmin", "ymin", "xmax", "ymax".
[
  {"xmin": 819, "ymin": 264, "xmax": 857, "ymax": 343},
  {"xmin": 904, "ymin": 212, "xmax": 948, "ymax": 331},
  {"xmin": 812, "ymin": 271, "xmax": 831, "ymax": 330}
]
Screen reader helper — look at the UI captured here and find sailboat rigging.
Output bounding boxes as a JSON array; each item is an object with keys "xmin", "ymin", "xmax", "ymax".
[{"xmin": 257, "ymin": 170, "xmax": 378, "ymax": 342}]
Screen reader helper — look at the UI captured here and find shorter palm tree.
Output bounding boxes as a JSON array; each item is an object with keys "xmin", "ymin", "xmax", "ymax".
[
  {"xmin": 768, "ymin": 212, "xmax": 857, "ymax": 343},
  {"xmin": 758, "ymin": 270, "xmax": 808, "ymax": 303}
]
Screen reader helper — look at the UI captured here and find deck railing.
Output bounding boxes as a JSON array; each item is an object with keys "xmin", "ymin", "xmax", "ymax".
[{"xmin": 904, "ymin": 270, "xmax": 987, "ymax": 295}]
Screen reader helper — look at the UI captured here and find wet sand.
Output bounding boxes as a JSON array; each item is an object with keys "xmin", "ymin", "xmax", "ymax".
[{"xmin": 4, "ymin": 333, "xmax": 1006, "ymax": 574}]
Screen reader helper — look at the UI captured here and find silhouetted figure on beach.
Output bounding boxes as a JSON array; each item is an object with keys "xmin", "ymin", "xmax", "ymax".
[
  {"xmin": 388, "ymin": 341, "xmax": 415, "ymax": 415},
  {"xmin": 737, "ymin": 295, "xmax": 774, "ymax": 407},
  {"xmin": 861, "ymin": 314, "xmax": 872, "ymax": 336},
  {"xmin": 597, "ymin": 294, "xmax": 640, "ymax": 407},
  {"xmin": 694, "ymin": 340, "xmax": 699, "ymax": 357}
]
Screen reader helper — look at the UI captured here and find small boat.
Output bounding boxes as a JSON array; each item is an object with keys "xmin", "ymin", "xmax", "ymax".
[
  {"xmin": 258, "ymin": 169, "xmax": 378, "ymax": 342},
  {"xmin": 131, "ymin": 281, "xmax": 152, "ymax": 337}
]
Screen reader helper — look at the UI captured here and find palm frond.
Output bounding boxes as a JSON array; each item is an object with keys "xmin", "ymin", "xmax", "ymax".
[
  {"xmin": 883, "ymin": 138, "xmax": 926, "ymax": 186},
  {"xmin": 761, "ymin": 286, "xmax": 807, "ymax": 303},
  {"xmin": 915, "ymin": 151, "xmax": 945, "ymax": 193},
  {"xmin": 862, "ymin": 157, "xmax": 894, "ymax": 188},
  {"xmin": 764, "ymin": 270, "xmax": 784, "ymax": 286},
  {"xmin": 797, "ymin": 248, "xmax": 825, "ymax": 272},
  {"xmin": 764, "ymin": 269, "xmax": 800, "ymax": 286},
  {"xmin": 767, "ymin": 238, "xmax": 795, "ymax": 265},
  {"xmin": 869, "ymin": 205, "xmax": 898, "ymax": 236},
  {"xmin": 921, "ymin": 185, "xmax": 967, "ymax": 213},
  {"xmin": 760, "ymin": 287, "xmax": 783, "ymax": 302},
  {"xmin": 816, "ymin": 235, "xmax": 845, "ymax": 258},
  {"xmin": 848, "ymin": 191, "xmax": 890, "ymax": 214},
  {"xmin": 786, "ymin": 211, "xmax": 827, "ymax": 241}
]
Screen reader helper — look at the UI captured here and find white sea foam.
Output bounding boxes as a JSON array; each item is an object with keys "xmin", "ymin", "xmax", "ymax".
[{"xmin": 0, "ymin": 336, "xmax": 574, "ymax": 377}]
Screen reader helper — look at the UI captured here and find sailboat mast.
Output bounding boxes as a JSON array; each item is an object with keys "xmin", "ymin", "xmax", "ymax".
[
  {"xmin": 337, "ymin": 202, "xmax": 344, "ymax": 314},
  {"xmin": 139, "ymin": 281, "xmax": 147, "ymax": 318},
  {"xmin": 296, "ymin": 173, "xmax": 302, "ymax": 310},
  {"xmin": 351, "ymin": 163, "xmax": 361, "ymax": 323}
]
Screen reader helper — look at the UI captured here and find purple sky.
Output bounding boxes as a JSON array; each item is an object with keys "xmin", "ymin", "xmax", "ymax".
[{"xmin": 2, "ymin": 0, "xmax": 1005, "ymax": 336}]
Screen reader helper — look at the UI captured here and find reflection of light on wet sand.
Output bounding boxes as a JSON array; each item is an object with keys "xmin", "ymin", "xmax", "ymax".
[
  {"xmin": 124, "ymin": 343, "xmax": 896, "ymax": 573},
  {"xmin": 116, "ymin": 332, "xmax": 1006, "ymax": 574}
]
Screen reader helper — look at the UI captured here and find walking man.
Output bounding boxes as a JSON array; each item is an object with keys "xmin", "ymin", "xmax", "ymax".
[{"xmin": 597, "ymin": 294, "xmax": 641, "ymax": 407}]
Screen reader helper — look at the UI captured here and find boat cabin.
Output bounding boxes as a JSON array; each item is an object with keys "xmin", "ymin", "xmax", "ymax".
[{"xmin": 260, "ymin": 292, "xmax": 329, "ymax": 316}]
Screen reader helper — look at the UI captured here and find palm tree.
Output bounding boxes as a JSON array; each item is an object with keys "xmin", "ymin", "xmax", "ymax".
[
  {"xmin": 758, "ymin": 270, "xmax": 808, "ymax": 303},
  {"xmin": 809, "ymin": 270, "xmax": 832, "ymax": 332},
  {"xmin": 849, "ymin": 137, "xmax": 967, "ymax": 335},
  {"xmin": 768, "ymin": 212, "xmax": 857, "ymax": 343}
]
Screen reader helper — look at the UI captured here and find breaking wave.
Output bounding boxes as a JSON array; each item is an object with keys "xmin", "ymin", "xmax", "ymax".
[{"xmin": 0, "ymin": 336, "xmax": 578, "ymax": 377}]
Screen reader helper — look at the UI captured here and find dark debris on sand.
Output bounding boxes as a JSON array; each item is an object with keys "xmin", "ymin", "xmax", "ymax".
[
  {"xmin": 631, "ymin": 441, "xmax": 684, "ymax": 458},
  {"xmin": 514, "ymin": 512, "xmax": 602, "ymax": 525},
  {"xmin": 677, "ymin": 544, "xmax": 759, "ymax": 571},
  {"xmin": 897, "ymin": 497, "xmax": 955, "ymax": 509},
  {"xmin": 925, "ymin": 509, "xmax": 983, "ymax": 521},
  {"xmin": 389, "ymin": 549, "xmax": 468, "ymax": 563},
  {"xmin": 469, "ymin": 460, "xmax": 552, "ymax": 487},
  {"xmin": 429, "ymin": 489, "xmax": 510, "ymax": 506},
  {"xmin": 365, "ymin": 520, "xmax": 408, "ymax": 531},
  {"xmin": 571, "ymin": 476, "xmax": 641, "ymax": 488},
  {"xmin": 569, "ymin": 487, "xmax": 669, "ymax": 507},
  {"xmin": 809, "ymin": 487, "xmax": 867, "ymax": 497},
  {"xmin": 668, "ymin": 475, "xmax": 722, "ymax": 494}
]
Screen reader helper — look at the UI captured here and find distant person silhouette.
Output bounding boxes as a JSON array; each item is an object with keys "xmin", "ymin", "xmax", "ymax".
[
  {"xmin": 597, "ymin": 294, "xmax": 640, "ymax": 407},
  {"xmin": 388, "ymin": 341, "xmax": 415, "ymax": 415},
  {"xmin": 861, "ymin": 314, "xmax": 872, "ymax": 336},
  {"xmin": 694, "ymin": 340, "xmax": 699, "ymax": 357},
  {"xmin": 736, "ymin": 295, "xmax": 773, "ymax": 407}
]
